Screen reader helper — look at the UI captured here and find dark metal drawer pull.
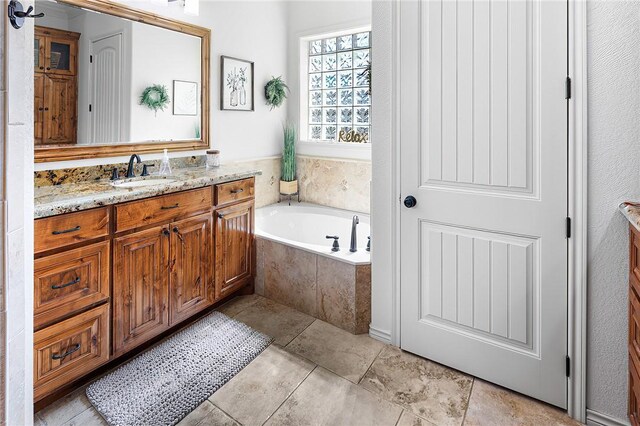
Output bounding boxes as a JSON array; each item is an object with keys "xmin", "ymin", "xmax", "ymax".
[
  {"xmin": 51, "ymin": 343, "xmax": 81, "ymax": 360},
  {"xmin": 230, "ymin": 188, "xmax": 244, "ymax": 194},
  {"xmin": 51, "ymin": 277, "xmax": 80, "ymax": 290},
  {"xmin": 161, "ymin": 203, "xmax": 179, "ymax": 210},
  {"xmin": 52, "ymin": 225, "xmax": 80, "ymax": 235}
]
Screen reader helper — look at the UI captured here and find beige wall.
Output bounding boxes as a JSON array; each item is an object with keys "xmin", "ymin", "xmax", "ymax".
[
  {"xmin": 297, "ymin": 156, "xmax": 371, "ymax": 214},
  {"xmin": 2, "ymin": 2, "xmax": 36, "ymax": 423}
]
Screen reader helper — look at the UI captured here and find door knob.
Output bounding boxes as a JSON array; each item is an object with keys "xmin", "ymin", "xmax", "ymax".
[{"xmin": 404, "ymin": 195, "xmax": 417, "ymax": 208}]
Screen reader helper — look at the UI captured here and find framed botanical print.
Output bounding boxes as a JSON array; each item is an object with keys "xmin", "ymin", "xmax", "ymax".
[
  {"xmin": 220, "ymin": 56, "xmax": 254, "ymax": 111},
  {"xmin": 173, "ymin": 80, "xmax": 198, "ymax": 116}
]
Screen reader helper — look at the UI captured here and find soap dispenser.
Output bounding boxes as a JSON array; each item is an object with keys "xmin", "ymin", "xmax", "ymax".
[{"xmin": 159, "ymin": 149, "xmax": 172, "ymax": 176}]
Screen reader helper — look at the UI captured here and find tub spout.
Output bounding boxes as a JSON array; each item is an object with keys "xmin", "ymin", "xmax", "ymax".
[{"xmin": 350, "ymin": 215, "xmax": 359, "ymax": 252}]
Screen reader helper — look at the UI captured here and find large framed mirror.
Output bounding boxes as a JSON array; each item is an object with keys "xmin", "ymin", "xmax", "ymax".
[{"xmin": 34, "ymin": 0, "xmax": 210, "ymax": 162}]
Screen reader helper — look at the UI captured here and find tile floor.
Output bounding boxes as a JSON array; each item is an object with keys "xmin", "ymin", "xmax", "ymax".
[{"xmin": 35, "ymin": 295, "xmax": 581, "ymax": 426}]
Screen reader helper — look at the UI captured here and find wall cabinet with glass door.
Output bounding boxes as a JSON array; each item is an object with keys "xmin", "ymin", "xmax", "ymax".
[{"xmin": 34, "ymin": 26, "xmax": 79, "ymax": 146}]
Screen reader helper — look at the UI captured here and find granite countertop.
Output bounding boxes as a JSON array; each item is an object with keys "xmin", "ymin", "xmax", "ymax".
[
  {"xmin": 619, "ymin": 202, "xmax": 640, "ymax": 232},
  {"xmin": 34, "ymin": 163, "xmax": 262, "ymax": 219}
]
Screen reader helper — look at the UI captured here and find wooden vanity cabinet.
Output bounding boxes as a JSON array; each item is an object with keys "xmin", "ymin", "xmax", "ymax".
[
  {"xmin": 34, "ymin": 179, "xmax": 255, "ymax": 403},
  {"xmin": 215, "ymin": 200, "xmax": 254, "ymax": 300}
]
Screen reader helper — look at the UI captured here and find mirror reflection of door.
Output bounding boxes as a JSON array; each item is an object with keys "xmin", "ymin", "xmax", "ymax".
[{"xmin": 90, "ymin": 33, "xmax": 123, "ymax": 145}]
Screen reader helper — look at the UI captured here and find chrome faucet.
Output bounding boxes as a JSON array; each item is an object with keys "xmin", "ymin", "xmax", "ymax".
[
  {"xmin": 350, "ymin": 215, "xmax": 359, "ymax": 252},
  {"xmin": 126, "ymin": 154, "xmax": 142, "ymax": 178}
]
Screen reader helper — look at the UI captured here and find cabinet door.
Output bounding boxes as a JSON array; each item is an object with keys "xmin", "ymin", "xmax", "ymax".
[
  {"xmin": 34, "ymin": 34, "xmax": 46, "ymax": 73},
  {"xmin": 169, "ymin": 213, "xmax": 213, "ymax": 325},
  {"xmin": 34, "ymin": 73, "xmax": 45, "ymax": 145},
  {"xmin": 113, "ymin": 226, "xmax": 169, "ymax": 357},
  {"xmin": 215, "ymin": 200, "xmax": 254, "ymax": 300},
  {"xmin": 43, "ymin": 74, "xmax": 77, "ymax": 145},
  {"xmin": 45, "ymin": 35, "xmax": 77, "ymax": 76}
]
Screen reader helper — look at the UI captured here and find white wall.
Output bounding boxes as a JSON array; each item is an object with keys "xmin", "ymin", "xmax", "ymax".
[
  {"xmin": 36, "ymin": 0, "xmax": 288, "ymax": 170},
  {"xmin": 369, "ymin": 0, "xmax": 394, "ymax": 344},
  {"xmin": 2, "ymin": 0, "xmax": 35, "ymax": 423},
  {"xmin": 587, "ymin": 1, "xmax": 640, "ymax": 422},
  {"xmin": 129, "ymin": 23, "xmax": 200, "ymax": 142}
]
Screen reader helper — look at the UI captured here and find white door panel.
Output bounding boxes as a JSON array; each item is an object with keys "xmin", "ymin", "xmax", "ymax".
[
  {"xmin": 400, "ymin": 0, "xmax": 567, "ymax": 408},
  {"xmin": 90, "ymin": 34, "xmax": 123, "ymax": 144}
]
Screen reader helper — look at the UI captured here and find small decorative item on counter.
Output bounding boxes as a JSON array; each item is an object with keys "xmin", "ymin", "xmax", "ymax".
[
  {"xmin": 139, "ymin": 84, "xmax": 170, "ymax": 116},
  {"xmin": 158, "ymin": 149, "xmax": 172, "ymax": 175},
  {"xmin": 279, "ymin": 124, "xmax": 299, "ymax": 205},
  {"xmin": 264, "ymin": 76, "xmax": 289, "ymax": 110},
  {"xmin": 206, "ymin": 149, "xmax": 221, "ymax": 168}
]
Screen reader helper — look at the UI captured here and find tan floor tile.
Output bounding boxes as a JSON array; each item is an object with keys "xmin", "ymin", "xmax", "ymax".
[
  {"xmin": 178, "ymin": 400, "xmax": 239, "ymax": 426},
  {"xmin": 265, "ymin": 367, "xmax": 403, "ymax": 426},
  {"xmin": 210, "ymin": 345, "xmax": 315, "ymax": 426},
  {"xmin": 360, "ymin": 346, "xmax": 473, "ymax": 426},
  {"xmin": 397, "ymin": 410, "xmax": 436, "ymax": 426},
  {"xmin": 216, "ymin": 294, "xmax": 263, "ymax": 317},
  {"xmin": 286, "ymin": 320, "xmax": 384, "ymax": 383},
  {"xmin": 60, "ymin": 407, "xmax": 107, "ymax": 426},
  {"xmin": 37, "ymin": 388, "xmax": 92, "ymax": 426},
  {"xmin": 234, "ymin": 297, "xmax": 315, "ymax": 346},
  {"xmin": 463, "ymin": 380, "xmax": 580, "ymax": 426}
]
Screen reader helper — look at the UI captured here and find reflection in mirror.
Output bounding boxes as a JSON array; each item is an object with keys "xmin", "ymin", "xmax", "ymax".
[{"xmin": 35, "ymin": 0, "xmax": 202, "ymax": 147}]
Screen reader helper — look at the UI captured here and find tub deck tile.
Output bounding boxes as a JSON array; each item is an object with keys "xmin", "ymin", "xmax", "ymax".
[{"xmin": 263, "ymin": 239, "xmax": 318, "ymax": 317}]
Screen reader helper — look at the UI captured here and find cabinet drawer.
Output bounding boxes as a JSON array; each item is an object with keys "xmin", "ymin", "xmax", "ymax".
[
  {"xmin": 34, "ymin": 304, "xmax": 109, "ymax": 401},
  {"xmin": 35, "ymin": 207, "xmax": 110, "ymax": 254},
  {"xmin": 34, "ymin": 241, "xmax": 110, "ymax": 329},
  {"xmin": 215, "ymin": 178, "xmax": 254, "ymax": 207},
  {"xmin": 115, "ymin": 187, "xmax": 212, "ymax": 233}
]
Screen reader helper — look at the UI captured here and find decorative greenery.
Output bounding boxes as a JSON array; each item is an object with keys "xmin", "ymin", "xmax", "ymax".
[
  {"xmin": 359, "ymin": 61, "xmax": 371, "ymax": 95},
  {"xmin": 139, "ymin": 84, "xmax": 170, "ymax": 115},
  {"xmin": 265, "ymin": 76, "xmax": 289, "ymax": 110},
  {"xmin": 281, "ymin": 124, "xmax": 296, "ymax": 182}
]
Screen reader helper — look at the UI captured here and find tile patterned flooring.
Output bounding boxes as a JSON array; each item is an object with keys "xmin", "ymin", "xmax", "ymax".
[{"xmin": 35, "ymin": 295, "xmax": 581, "ymax": 426}]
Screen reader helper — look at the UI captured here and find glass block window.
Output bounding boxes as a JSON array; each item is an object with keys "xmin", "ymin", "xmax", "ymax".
[{"xmin": 307, "ymin": 31, "xmax": 371, "ymax": 143}]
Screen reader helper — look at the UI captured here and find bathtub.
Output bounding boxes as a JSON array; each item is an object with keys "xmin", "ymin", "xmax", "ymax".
[
  {"xmin": 255, "ymin": 202, "xmax": 371, "ymax": 334},
  {"xmin": 255, "ymin": 203, "xmax": 371, "ymax": 265}
]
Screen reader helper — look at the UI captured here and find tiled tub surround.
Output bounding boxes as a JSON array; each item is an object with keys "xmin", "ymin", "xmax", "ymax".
[
  {"xmin": 34, "ymin": 156, "xmax": 281, "ymax": 218},
  {"xmin": 255, "ymin": 203, "xmax": 371, "ymax": 334},
  {"xmin": 297, "ymin": 155, "xmax": 371, "ymax": 214}
]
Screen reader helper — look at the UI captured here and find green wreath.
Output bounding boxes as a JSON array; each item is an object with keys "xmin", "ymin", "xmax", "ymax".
[
  {"xmin": 139, "ymin": 84, "xmax": 170, "ymax": 114},
  {"xmin": 264, "ymin": 76, "xmax": 289, "ymax": 110}
]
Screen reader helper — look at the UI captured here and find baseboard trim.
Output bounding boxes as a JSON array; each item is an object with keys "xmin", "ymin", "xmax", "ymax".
[
  {"xmin": 369, "ymin": 326, "xmax": 392, "ymax": 344},
  {"xmin": 586, "ymin": 409, "xmax": 630, "ymax": 426}
]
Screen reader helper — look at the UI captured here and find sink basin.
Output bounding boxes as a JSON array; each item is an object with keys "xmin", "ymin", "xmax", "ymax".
[{"xmin": 111, "ymin": 178, "xmax": 177, "ymax": 188}]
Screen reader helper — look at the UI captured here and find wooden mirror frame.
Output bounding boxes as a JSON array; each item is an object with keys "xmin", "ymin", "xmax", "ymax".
[{"xmin": 34, "ymin": 0, "xmax": 210, "ymax": 163}]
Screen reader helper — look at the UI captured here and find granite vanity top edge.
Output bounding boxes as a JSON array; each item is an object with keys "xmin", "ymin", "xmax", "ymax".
[
  {"xmin": 619, "ymin": 202, "xmax": 640, "ymax": 232},
  {"xmin": 34, "ymin": 168, "xmax": 262, "ymax": 219}
]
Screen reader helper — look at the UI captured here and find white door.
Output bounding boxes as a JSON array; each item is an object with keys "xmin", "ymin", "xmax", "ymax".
[
  {"xmin": 90, "ymin": 33, "xmax": 122, "ymax": 144},
  {"xmin": 399, "ymin": 0, "xmax": 568, "ymax": 408}
]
